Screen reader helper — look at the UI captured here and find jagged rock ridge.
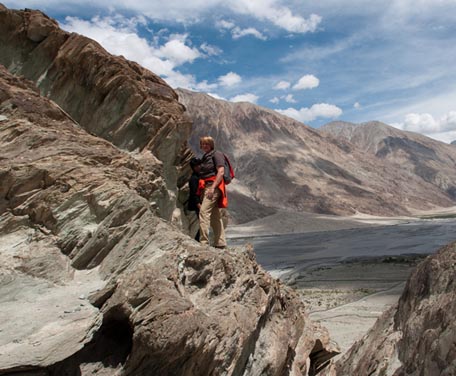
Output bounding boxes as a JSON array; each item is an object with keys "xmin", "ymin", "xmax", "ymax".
[
  {"xmin": 177, "ymin": 89, "xmax": 456, "ymax": 222},
  {"xmin": 0, "ymin": 3, "xmax": 193, "ymax": 223},
  {"xmin": 0, "ymin": 5, "xmax": 338, "ymax": 375}
]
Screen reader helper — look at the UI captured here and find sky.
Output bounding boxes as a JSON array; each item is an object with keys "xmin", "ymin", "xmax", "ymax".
[{"xmin": 4, "ymin": 0, "xmax": 456, "ymax": 143}]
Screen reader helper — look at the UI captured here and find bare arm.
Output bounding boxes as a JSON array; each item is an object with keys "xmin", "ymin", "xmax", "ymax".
[{"xmin": 207, "ymin": 165, "xmax": 224, "ymax": 199}]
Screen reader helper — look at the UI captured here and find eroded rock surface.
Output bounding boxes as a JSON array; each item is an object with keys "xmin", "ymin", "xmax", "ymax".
[
  {"xmin": 0, "ymin": 38, "xmax": 337, "ymax": 376},
  {"xmin": 0, "ymin": 4, "xmax": 192, "ymax": 223}
]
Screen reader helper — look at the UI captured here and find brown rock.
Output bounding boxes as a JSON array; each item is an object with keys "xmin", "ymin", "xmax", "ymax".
[
  {"xmin": 0, "ymin": 42, "xmax": 337, "ymax": 375},
  {"xmin": 26, "ymin": 10, "xmax": 59, "ymax": 42},
  {"xmin": 0, "ymin": 5, "xmax": 192, "ymax": 223},
  {"xmin": 321, "ymin": 121, "xmax": 456, "ymax": 199}
]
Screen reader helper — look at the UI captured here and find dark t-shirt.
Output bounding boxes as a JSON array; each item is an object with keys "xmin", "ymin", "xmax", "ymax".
[{"xmin": 200, "ymin": 150, "xmax": 224, "ymax": 179}]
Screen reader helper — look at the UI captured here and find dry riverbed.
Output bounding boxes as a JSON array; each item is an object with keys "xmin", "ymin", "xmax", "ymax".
[
  {"xmin": 292, "ymin": 255, "xmax": 425, "ymax": 353},
  {"xmin": 227, "ymin": 208, "xmax": 456, "ymax": 354}
]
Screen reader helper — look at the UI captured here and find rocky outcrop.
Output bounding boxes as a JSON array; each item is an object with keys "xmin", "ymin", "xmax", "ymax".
[
  {"xmin": 0, "ymin": 35, "xmax": 337, "ymax": 376},
  {"xmin": 321, "ymin": 241, "xmax": 456, "ymax": 376},
  {"xmin": 177, "ymin": 89, "xmax": 456, "ymax": 222},
  {"xmin": 0, "ymin": 4, "xmax": 193, "ymax": 223}
]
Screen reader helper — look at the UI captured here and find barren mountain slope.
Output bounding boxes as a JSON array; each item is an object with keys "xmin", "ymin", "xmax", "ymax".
[
  {"xmin": 177, "ymin": 89, "xmax": 456, "ymax": 221},
  {"xmin": 321, "ymin": 121, "xmax": 456, "ymax": 202}
]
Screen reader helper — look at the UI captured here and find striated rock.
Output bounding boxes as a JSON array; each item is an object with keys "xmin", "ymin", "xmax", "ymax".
[
  {"xmin": 0, "ymin": 56, "xmax": 337, "ymax": 375},
  {"xmin": 322, "ymin": 241, "xmax": 456, "ymax": 376},
  {"xmin": 26, "ymin": 11, "xmax": 59, "ymax": 42},
  {"xmin": 393, "ymin": 241, "xmax": 456, "ymax": 375},
  {"xmin": 0, "ymin": 5, "xmax": 192, "ymax": 223}
]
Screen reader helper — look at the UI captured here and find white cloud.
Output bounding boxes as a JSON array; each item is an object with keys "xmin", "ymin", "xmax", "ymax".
[
  {"xmin": 284, "ymin": 94, "xmax": 297, "ymax": 103},
  {"xmin": 441, "ymin": 111, "xmax": 456, "ymax": 131},
  {"xmin": 195, "ymin": 80, "xmax": 219, "ymax": 91},
  {"xmin": 230, "ymin": 0, "xmax": 322, "ymax": 33},
  {"xmin": 230, "ymin": 93, "xmax": 259, "ymax": 104},
  {"xmin": 216, "ymin": 19, "xmax": 267, "ymax": 40},
  {"xmin": 354, "ymin": 102, "xmax": 361, "ymax": 109},
  {"xmin": 200, "ymin": 42, "xmax": 223, "ymax": 56},
  {"xmin": 392, "ymin": 111, "xmax": 456, "ymax": 142},
  {"xmin": 232, "ymin": 27, "xmax": 267, "ymax": 40},
  {"xmin": 276, "ymin": 103, "xmax": 342, "ymax": 123},
  {"xmin": 271, "ymin": 10, "xmax": 321, "ymax": 33},
  {"xmin": 22, "ymin": 0, "xmax": 322, "ymax": 34},
  {"xmin": 292, "ymin": 74, "xmax": 320, "ymax": 90},
  {"xmin": 274, "ymin": 80, "xmax": 290, "ymax": 90},
  {"xmin": 216, "ymin": 19, "xmax": 236, "ymax": 30},
  {"xmin": 401, "ymin": 113, "xmax": 439, "ymax": 133},
  {"xmin": 158, "ymin": 37, "xmax": 200, "ymax": 65},
  {"xmin": 270, "ymin": 97, "xmax": 280, "ymax": 104},
  {"xmin": 60, "ymin": 15, "xmax": 207, "ymax": 89},
  {"xmin": 218, "ymin": 72, "xmax": 242, "ymax": 87}
]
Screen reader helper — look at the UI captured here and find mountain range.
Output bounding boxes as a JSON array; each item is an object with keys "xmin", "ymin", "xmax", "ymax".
[
  {"xmin": 2, "ymin": 5, "xmax": 456, "ymax": 376},
  {"xmin": 177, "ymin": 89, "xmax": 456, "ymax": 223}
]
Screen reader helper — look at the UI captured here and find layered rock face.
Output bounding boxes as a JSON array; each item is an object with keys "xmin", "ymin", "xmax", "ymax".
[
  {"xmin": 0, "ymin": 6, "xmax": 338, "ymax": 375},
  {"xmin": 0, "ymin": 4, "xmax": 193, "ymax": 222},
  {"xmin": 322, "ymin": 241, "xmax": 456, "ymax": 376},
  {"xmin": 177, "ymin": 89, "xmax": 456, "ymax": 223}
]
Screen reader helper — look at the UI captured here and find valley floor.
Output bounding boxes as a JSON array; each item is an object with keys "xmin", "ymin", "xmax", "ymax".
[
  {"xmin": 295, "ymin": 258, "xmax": 419, "ymax": 354},
  {"xmin": 226, "ymin": 207, "xmax": 456, "ymax": 354},
  {"xmin": 226, "ymin": 210, "xmax": 410, "ymax": 238}
]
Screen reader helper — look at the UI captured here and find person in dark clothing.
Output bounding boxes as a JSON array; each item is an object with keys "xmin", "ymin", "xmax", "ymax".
[
  {"xmin": 198, "ymin": 136, "xmax": 227, "ymax": 248},
  {"xmin": 188, "ymin": 157, "xmax": 202, "ymax": 241}
]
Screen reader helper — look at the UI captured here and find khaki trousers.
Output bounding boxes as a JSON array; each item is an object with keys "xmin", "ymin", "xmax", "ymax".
[{"xmin": 199, "ymin": 186, "xmax": 227, "ymax": 247}]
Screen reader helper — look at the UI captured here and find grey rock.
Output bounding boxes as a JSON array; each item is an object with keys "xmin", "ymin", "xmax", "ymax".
[{"xmin": 0, "ymin": 20, "xmax": 337, "ymax": 376}]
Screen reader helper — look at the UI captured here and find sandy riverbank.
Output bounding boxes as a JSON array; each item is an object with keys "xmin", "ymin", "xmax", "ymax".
[
  {"xmin": 226, "ymin": 210, "xmax": 413, "ymax": 239},
  {"xmin": 226, "ymin": 206, "xmax": 456, "ymax": 239}
]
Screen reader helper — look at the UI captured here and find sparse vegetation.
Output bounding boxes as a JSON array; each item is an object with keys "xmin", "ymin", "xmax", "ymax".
[{"xmin": 419, "ymin": 213, "xmax": 456, "ymax": 219}]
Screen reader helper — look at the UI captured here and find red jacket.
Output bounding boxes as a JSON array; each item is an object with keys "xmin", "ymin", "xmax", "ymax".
[{"xmin": 197, "ymin": 176, "xmax": 228, "ymax": 208}]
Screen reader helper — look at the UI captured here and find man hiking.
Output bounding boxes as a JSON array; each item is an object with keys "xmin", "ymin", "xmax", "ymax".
[{"xmin": 198, "ymin": 136, "xmax": 227, "ymax": 249}]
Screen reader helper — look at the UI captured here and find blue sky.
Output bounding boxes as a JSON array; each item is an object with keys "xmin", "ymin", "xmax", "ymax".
[{"xmin": 4, "ymin": 0, "xmax": 456, "ymax": 143}]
